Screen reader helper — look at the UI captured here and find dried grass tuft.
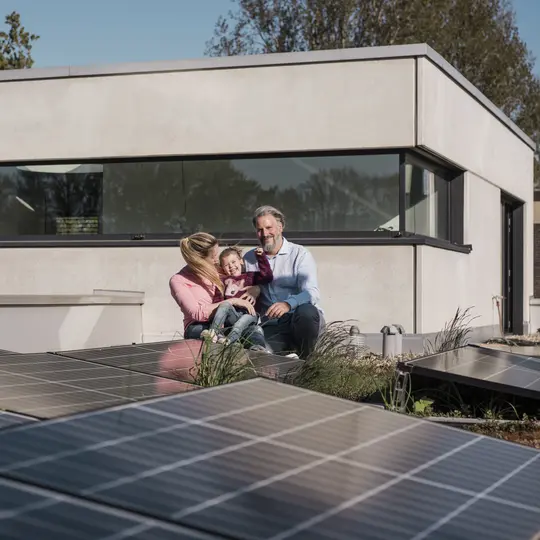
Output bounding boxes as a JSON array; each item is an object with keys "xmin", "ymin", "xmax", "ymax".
[{"xmin": 425, "ymin": 307, "xmax": 478, "ymax": 354}]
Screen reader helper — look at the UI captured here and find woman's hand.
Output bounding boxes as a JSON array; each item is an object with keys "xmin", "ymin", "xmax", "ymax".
[
  {"xmin": 240, "ymin": 285, "xmax": 260, "ymax": 306},
  {"xmin": 231, "ymin": 297, "xmax": 256, "ymax": 316}
]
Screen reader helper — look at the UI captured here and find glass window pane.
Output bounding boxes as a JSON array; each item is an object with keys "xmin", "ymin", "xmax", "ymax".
[
  {"xmin": 0, "ymin": 165, "xmax": 102, "ymax": 236},
  {"xmin": 102, "ymin": 161, "xmax": 185, "ymax": 234},
  {"xmin": 184, "ymin": 154, "xmax": 400, "ymax": 233},
  {"xmin": 0, "ymin": 153, "xmax": 399, "ymax": 236},
  {"xmin": 404, "ymin": 163, "xmax": 449, "ymax": 240}
]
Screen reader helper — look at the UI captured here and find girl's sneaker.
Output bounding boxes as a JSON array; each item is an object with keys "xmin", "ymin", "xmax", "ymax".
[
  {"xmin": 249, "ymin": 345, "xmax": 272, "ymax": 354},
  {"xmin": 216, "ymin": 335, "xmax": 230, "ymax": 346},
  {"xmin": 200, "ymin": 329, "xmax": 218, "ymax": 343}
]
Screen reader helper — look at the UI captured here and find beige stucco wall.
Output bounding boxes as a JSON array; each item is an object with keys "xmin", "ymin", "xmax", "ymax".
[
  {"xmin": 534, "ymin": 201, "xmax": 540, "ymax": 224},
  {"xmin": 0, "ymin": 58, "xmax": 415, "ymax": 162},
  {"xmin": 0, "ymin": 245, "xmax": 414, "ymax": 342},
  {"xmin": 417, "ymin": 58, "xmax": 534, "ymax": 203},
  {"xmin": 0, "ymin": 304, "xmax": 142, "ymax": 353},
  {"xmin": 417, "ymin": 58, "xmax": 534, "ymax": 330},
  {"xmin": 416, "ymin": 174, "xmax": 502, "ymax": 334}
]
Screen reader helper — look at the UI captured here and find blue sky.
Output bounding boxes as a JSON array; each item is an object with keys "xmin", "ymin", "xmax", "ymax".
[{"xmin": 1, "ymin": 0, "xmax": 539, "ymax": 74}]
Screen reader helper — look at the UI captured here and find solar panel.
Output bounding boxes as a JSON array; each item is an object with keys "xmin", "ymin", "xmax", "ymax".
[
  {"xmin": 0, "ymin": 349, "xmax": 19, "ymax": 356},
  {"xmin": 0, "ymin": 378, "xmax": 538, "ymax": 539},
  {"xmin": 55, "ymin": 340, "xmax": 208, "ymax": 381},
  {"xmin": 57, "ymin": 340, "xmax": 304, "ymax": 382},
  {"xmin": 0, "ymin": 411, "xmax": 37, "ymax": 430},
  {"xmin": 476, "ymin": 342, "xmax": 540, "ymax": 358},
  {"xmin": 0, "ymin": 352, "xmax": 197, "ymax": 419},
  {"xmin": 399, "ymin": 346, "xmax": 540, "ymax": 400},
  {"xmin": 0, "ymin": 477, "xmax": 224, "ymax": 539}
]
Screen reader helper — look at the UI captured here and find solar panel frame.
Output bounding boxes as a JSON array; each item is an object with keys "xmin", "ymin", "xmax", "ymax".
[
  {"xmin": 399, "ymin": 346, "xmax": 540, "ymax": 400},
  {"xmin": 56, "ymin": 340, "xmax": 304, "ymax": 382},
  {"xmin": 0, "ymin": 411, "xmax": 37, "ymax": 430},
  {"xmin": 0, "ymin": 348, "xmax": 19, "ymax": 356},
  {"xmin": 0, "ymin": 378, "xmax": 538, "ymax": 540},
  {"xmin": 0, "ymin": 352, "xmax": 198, "ymax": 419}
]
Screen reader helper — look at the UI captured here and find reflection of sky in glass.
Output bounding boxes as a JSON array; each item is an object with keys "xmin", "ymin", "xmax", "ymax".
[{"xmin": 232, "ymin": 154, "xmax": 399, "ymax": 189}]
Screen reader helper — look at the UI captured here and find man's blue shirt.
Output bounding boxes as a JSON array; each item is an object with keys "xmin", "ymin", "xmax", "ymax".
[{"xmin": 244, "ymin": 238, "xmax": 323, "ymax": 317}]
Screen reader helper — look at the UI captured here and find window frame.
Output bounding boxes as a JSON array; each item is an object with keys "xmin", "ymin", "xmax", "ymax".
[
  {"xmin": 400, "ymin": 152, "xmax": 464, "ymax": 245},
  {"xmin": 0, "ymin": 149, "xmax": 469, "ymax": 253}
]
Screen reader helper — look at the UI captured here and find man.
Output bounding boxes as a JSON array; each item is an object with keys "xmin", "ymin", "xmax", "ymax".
[{"xmin": 244, "ymin": 205, "xmax": 324, "ymax": 359}]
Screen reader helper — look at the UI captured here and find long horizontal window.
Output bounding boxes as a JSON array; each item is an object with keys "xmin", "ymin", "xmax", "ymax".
[{"xmin": 0, "ymin": 152, "xmax": 463, "ymax": 243}]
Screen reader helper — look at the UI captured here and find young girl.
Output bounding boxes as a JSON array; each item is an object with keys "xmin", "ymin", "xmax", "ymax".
[
  {"xmin": 201, "ymin": 246, "xmax": 273, "ymax": 351},
  {"xmin": 170, "ymin": 233, "xmax": 259, "ymax": 343}
]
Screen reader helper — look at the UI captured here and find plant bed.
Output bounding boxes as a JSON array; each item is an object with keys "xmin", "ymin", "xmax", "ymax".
[
  {"xmin": 463, "ymin": 419, "xmax": 540, "ymax": 450},
  {"xmin": 283, "ymin": 321, "xmax": 419, "ymax": 403},
  {"xmin": 485, "ymin": 334, "xmax": 540, "ymax": 347},
  {"xmin": 407, "ymin": 374, "xmax": 540, "ymax": 419}
]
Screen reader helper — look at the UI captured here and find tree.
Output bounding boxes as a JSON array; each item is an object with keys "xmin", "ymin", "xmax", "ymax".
[
  {"xmin": 0, "ymin": 11, "xmax": 39, "ymax": 69},
  {"xmin": 207, "ymin": 0, "xmax": 540, "ymax": 180}
]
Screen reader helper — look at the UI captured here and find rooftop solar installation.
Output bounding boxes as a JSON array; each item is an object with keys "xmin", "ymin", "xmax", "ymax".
[
  {"xmin": 0, "ymin": 352, "xmax": 197, "ymax": 419},
  {"xmin": 0, "ymin": 349, "xmax": 19, "ymax": 356},
  {"xmin": 0, "ymin": 378, "xmax": 538, "ymax": 539},
  {"xmin": 0, "ymin": 411, "xmax": 37, "ymax": 430},
  {"xmin": 0, "ymin": 477, "xmax": 225, "ymax": 539},
  {"xmin": 56, "ymin": 340, "xmax": 303, "ymax": 382},
  {"xmin": 399, "ymin": 345, "xmax": 540, "ymax": 400}
]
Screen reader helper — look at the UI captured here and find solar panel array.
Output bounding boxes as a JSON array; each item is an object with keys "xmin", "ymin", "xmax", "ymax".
[
  {"xmin": 0, "ymin": 378, "xmax": 538, "ymax": 539},
  {"xmin": 0, "ymin": 477, "xmax": 224, "ymax": 539},
  {"xmin": 0, "ymin": 411, "xmax": 36, "ymax": 430},
  {"xmin": 56, "ymin": 340, "xmax": 303, "ymax": 382},
  {"xmin": 401, "ymin": 346, "xmax": 540, "ymax": 400},
  {"xmin": 0, "ymin": 351, "xmax": 197, "ymax": 419},
  {"xmin": 0, "ymin": 349, "xmax": 19, "ymax": 356}
]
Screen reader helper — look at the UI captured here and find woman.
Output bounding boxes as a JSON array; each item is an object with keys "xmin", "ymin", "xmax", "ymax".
[{"xmin": 170, "ymin": 232, "xmax": 267, "ymax": 348}]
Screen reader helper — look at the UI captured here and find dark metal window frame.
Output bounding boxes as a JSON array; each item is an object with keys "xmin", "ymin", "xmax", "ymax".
[{"xmin": 0, "ymin": 148, "xmax": 470, "ymax": 253}]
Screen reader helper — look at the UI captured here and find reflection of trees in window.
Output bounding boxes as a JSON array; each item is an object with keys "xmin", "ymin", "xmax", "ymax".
[
  {"xmin": 102, "ymin": 162, "xmax": 185, "ymax": 234},
  {"xmin": 296, "ymin": 168, "xmax": 399, "ymax": 231},
  {"xmin": 0, "ymin": 155, "xmax": 400, "ymax": 236},
  {"xmin": 184, "ymin": 160, "xmax": 263, "ymax": 232},
  {"xmin": 183, "ymin": 161, "xmax": 399, "ymax": 233},
  {"xmin": 0, "ymin": 169, "xmax": 102, "ymax": 235},
  {"xmin": 0, "ymin": 172, "xmax": 20, "ymax": 235}
]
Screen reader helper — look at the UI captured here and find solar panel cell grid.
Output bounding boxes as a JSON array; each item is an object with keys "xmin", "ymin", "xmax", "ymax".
[
  {"xmin": 404, "ymin": 346, "xmax": 540, "ymax": 399},
  {"xmin": 0, "ymin": 349, "xmax": 18, "ymax": 356},
  {"xmin": 0, "ymin": 379, "xmax": 538, "ymax": 539},
  {"xmin": 0, "ymin": 352, "xmax": 196, "ymax": 419},
  {"xmin": 0, "ymin": 478, "xmax": 223, "ymax": 539},
  {"xmin": 0, "ymin": 411, "xmax": 36, "ymax": 430},
  {"xmin": 57, "ymin": 340, "xmax": 304, "ymax": 382}
]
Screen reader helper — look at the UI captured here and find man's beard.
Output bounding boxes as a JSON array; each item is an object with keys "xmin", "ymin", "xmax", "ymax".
[{"xmin": 262, "ymin": 234, "xmax": 281, "ymax": 253}]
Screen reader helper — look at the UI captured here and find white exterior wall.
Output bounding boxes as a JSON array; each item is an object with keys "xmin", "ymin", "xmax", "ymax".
[
  {"xmin": 0, "ymin": 50, "xmax": 534, "ymax": 343},
  {"xmin": 416, "ymin": 174, "xmax": 501, "ymax": 334},
  {"xmin": 0, "ymin": 58, "xmax": 415, "ymax": 161},
  {"xmin": 0, "ymin": 245, "xmax": 414, "ymax": 343},
  {"xmin": 0, "ymin": 304, "xmax": 142, "ymax": 353},
  {"xmin": 417, "ymin": 58, "xmax": 534, "ymax": 332}
]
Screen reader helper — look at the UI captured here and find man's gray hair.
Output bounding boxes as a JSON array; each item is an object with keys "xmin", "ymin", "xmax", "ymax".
[{"xmin": 252, "ymin": 205, "xmax": 285, "ymax": 228}]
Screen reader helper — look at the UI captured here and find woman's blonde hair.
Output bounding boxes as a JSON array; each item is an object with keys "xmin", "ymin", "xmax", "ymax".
[{"xmin": 180, "ymin": 232, "xmax": 223, "ymax": 293}]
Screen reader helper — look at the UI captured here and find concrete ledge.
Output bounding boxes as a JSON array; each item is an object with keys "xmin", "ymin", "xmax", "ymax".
[
  {"xmin": 363, "ymin": 324, "xmax": 499, "ymax": 355},
  {"xmin": 0, "ymin": 291, "xmax": 144, "ymax": 306}
]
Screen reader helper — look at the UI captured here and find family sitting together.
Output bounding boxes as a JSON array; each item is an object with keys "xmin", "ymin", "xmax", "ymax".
[{"xmin": 169, "ymin": 205, "xmax": 324, "ymax": 359}]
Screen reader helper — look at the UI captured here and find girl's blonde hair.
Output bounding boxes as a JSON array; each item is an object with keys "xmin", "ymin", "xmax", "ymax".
[{"xmin": 180, "ymin": 232, "xmax": 223, "ymax": 293}]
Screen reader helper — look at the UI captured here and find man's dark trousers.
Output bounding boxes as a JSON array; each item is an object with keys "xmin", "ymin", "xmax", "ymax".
[{"xmin": 262, "ymin": 303, "xmax": 323, "ymax": 359}]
